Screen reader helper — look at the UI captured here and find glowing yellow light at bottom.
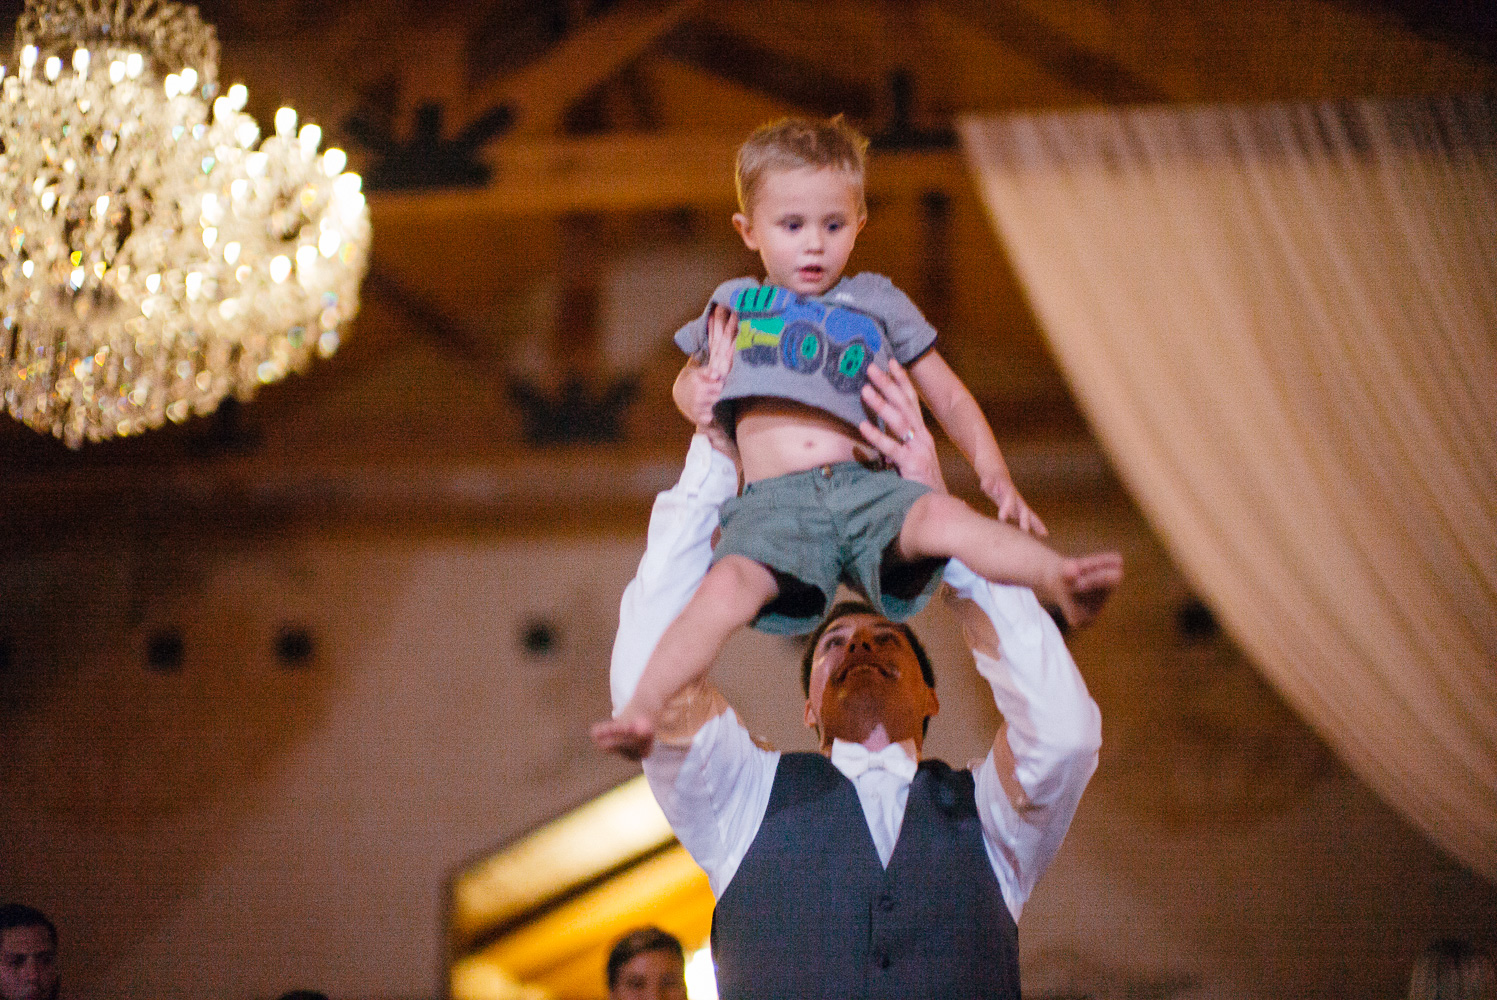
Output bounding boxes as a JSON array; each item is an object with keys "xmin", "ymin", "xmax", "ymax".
[{"xmin": 684, "ymin": 946, "xmax": 717, "ymax": 1000}]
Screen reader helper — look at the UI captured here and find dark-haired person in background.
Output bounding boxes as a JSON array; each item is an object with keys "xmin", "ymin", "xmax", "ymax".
[
  {"xmin": 0, "ymin": 905, "xmax": 59, "ymax": 1000},
  {"xmin": 603, "ymin": 363, "xmax": 1115, "ymax": 1000},
  {"xmin": 606, "ymin": 927, "xmax": 688, "ymax": 1000}
]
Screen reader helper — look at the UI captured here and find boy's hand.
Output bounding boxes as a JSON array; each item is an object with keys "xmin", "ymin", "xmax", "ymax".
[
  {"xmin": 985, "ymin": 479, "xmax": 1047, "ymax": 537},
  {"xmin": 591, "ymin": 711, "xmax": 656, "ymax": 762},
  {"xmin": 1040, "ymin": 551, "xmax": 1124, "ymax": 629}
]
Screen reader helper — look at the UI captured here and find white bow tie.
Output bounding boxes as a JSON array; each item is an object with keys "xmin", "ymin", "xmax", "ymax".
[{"xmin": 830, "ymin": 740, "xmax": 919, "ymax": 782}]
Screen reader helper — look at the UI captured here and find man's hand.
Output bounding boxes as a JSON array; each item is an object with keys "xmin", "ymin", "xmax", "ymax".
[
  {"xmin": 673, "ymin": 305, "xmax": 736, "ymax": 425},
  {"xmin": 673, "ymin": 304, "xmax": 738, "ymax": 460},
  {"xmin": 984, "ymin": 477, "xmax": 1047, "ymax": 537},
  {"xmin": 858, "ymin": 359, "xmax": 948, "ymax": 494}
]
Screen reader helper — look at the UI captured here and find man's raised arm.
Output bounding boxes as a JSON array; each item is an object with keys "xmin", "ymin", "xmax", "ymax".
[
  {"xmin": 859, "ymin": 358, "xmax": 1108, "ymax": 922},
  {"xmin": 608, "ymin": 433, "xmax": 781, "ymax": 898},
  {"xmin": 943, "ymin": 561, "xmax": 1104, "ymax": 923},
  {"xmin": 610, "ymin": 433, "xmax": 738, "ymax": 741}
]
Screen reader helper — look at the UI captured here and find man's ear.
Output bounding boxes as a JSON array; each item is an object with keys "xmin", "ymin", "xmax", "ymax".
[
  {"xmin": 732, "ymin": 212, "xmax": 757, "ymax": 250},
  {"xmin": 804, "ymin": 698, "xmax": 819, "ymax": 732}
]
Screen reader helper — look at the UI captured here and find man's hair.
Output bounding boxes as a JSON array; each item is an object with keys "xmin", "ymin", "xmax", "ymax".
[
  {"xmin": 801, "ymin": 601, "xmax": 937, "ymax": 737},
  {"xmin": 801, "ymin": 600, "xmax": 936, "ymax": 697},
  {"xmin": 736, "ymin": 115, "xmax": 870, "ymax": 216},
  {"xmin": 606, "ymin": 926, "xmax": 684, "ymax": 990},
  {"xmin": 0, "ymin": 903, "xmax": 56, "ymax": 949}
]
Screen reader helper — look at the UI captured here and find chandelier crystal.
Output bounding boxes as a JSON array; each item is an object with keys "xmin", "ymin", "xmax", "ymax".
[{"xmin": 0, "ymin": 0, "xmax": 371, "ymax": 447}]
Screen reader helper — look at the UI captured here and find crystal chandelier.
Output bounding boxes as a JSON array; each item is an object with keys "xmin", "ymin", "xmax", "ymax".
[{"xmin": 0, "ymin": 0, "xmax": 371, "ymax": 447}]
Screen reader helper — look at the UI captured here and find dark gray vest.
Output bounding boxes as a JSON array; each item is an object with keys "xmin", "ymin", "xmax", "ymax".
[{"xmin": 711, "ymin": 752, "xmax": 1021, "ymax": 1000}]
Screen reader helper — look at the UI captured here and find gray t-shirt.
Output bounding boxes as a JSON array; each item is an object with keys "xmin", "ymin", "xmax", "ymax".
[{"xmin": 673, "ymin": 273, "xmax": 938, "ymax": 432}]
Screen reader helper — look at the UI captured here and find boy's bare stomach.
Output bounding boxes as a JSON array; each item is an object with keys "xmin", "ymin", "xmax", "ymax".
[{"xmin": 735, "ymin": 398, "xmax": 878, "ymax": 484}]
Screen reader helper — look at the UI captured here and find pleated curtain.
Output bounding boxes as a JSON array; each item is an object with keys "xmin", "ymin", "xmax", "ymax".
[{"xmin": 959, "ymin": 94, "xmax": 1497, "ymax": 880}]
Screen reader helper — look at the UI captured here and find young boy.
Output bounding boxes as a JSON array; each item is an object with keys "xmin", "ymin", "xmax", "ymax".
[{"xmin": 593, "ymin": 117, "xmax": 1120, "ymax": 758}]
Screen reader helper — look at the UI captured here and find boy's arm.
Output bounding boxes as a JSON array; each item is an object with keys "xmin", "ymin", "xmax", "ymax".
[{"xmin": 905, "ymin": 349, "xmax": 1047, "ymax": 536}]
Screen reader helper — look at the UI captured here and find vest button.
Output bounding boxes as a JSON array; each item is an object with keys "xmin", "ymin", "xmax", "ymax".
[
  {"xmin": 875, "ymin": 951, "xmax": 891, "ymax": 969},
  {"xmin": 878, "ymin": 893, "xmax": 895, "ymax": 912}
]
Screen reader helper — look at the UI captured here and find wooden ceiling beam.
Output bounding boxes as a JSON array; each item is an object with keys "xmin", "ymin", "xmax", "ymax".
[
  {"xmin": 460, "ymin": 0, "xmax": 704, "ymax": 138},
  {"xmin": 368, "ymin": 133, "xmax": 969, "ymax": 220},
  {"xmin": 939, "ymin": 0, "xmax": 1168, "ymax": 104},
  {"xmin": 0, "ymin": 436, "xmax": 1113, "ymax": 545},
  {"xmin": 660, "ymin": 18, "xmax": 879, "ymax": 120}
]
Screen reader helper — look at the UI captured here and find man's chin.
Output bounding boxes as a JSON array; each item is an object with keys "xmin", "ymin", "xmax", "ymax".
[{"xmin": 824, "ymin": 688, "xmax": 893, "ymax": 730}]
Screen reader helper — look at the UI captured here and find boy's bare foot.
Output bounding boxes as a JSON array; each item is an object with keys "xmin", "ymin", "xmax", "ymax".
[
  {"xmin": 1043, "ymin": 552, "xmax": 1124, "ymax": 629},
  {"xmin": 591, "ymin": 713, "xmax": 656, "ymax": 762}
]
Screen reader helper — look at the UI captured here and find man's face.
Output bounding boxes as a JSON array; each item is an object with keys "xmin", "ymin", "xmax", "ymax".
[
  {"xmin": 610, "ymin": 948, "xmax": 688, "ymax": 1000},
  {"xmin": 0, "ymin": 926, "xmax": 58, "ymax": 1000},
  {"xmin": 804, "ymin": 613, "xmax": 938, "ymax": 747},
  {"xmin": 733, "ymin": 166, "xmax": 865, "ymax": 297}
]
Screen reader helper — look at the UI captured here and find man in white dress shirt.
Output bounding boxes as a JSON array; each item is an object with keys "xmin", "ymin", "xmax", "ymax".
[{"xmin": 606, "ymin": 364, "xmax": 1117, "ymax": 999}]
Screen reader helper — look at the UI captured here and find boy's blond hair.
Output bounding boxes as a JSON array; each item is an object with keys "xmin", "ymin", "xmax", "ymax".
[{"xmin": 735, "ymin": 116, "xmax": 870, "ymax": 216}]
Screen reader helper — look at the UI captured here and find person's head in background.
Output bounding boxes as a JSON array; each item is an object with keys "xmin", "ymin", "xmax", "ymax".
[
  {"xmin": 0, "ymin": 905, "xmax": 59, "ymax": 1000},
  {"xmin": 606, "ymin": 926, "xmax": 688, "ymax": 1000},
  {"xmin": 1409, "ymin": 939, "xmax": 1496, "ymax": 1000}
]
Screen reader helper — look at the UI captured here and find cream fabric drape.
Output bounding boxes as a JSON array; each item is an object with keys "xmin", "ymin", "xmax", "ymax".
[{"xmin": 959, "ymin": 95, "xmax": 1497, "ymax": 879}]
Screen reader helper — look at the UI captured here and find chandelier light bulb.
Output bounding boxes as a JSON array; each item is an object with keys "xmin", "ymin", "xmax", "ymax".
[{"xmin": 0, "ymin": 0, "xmax": 372, "ymax": 446}]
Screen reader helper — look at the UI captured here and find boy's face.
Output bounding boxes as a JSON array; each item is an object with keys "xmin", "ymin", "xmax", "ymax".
[{"xmin": 733, "ymin": 166, "xmax": 865, "ymax": 296}]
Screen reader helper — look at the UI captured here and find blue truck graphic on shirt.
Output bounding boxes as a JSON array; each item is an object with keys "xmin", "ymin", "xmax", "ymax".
[{"xmin": 731, "ymin": 285, "xmax": 886, "ymax": 395}]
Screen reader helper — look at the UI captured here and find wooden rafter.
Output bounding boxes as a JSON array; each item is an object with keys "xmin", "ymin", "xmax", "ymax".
[
  {"xmin": 368, "ymin": 133, "xmax": 967, "ymax": 220},
  {"xmin": 460, "ymin": 0, "xmax": 705, "ymax": 137},
  {"xmin": 940, "ymin": 0, "xmax": 1168, "ymax": 103}
]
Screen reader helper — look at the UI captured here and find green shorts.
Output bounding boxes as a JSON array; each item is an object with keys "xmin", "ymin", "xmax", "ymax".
[{"xmin": 712, "ymin": 461, "xmax": 948, "ymax": 635}]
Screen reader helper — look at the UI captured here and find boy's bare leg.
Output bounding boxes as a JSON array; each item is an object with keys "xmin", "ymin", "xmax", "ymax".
[
  {"xmin": 592, "ymin": 554, "xmax": 779, "ymax": 760},
  {"xmin": 898, "ymin": 493, "xmax": 1122, "ymax": 628}
]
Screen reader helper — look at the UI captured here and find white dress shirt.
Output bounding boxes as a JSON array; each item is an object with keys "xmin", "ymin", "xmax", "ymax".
[{"xmin": 611, "ymin": 434, "xmax": 1102, "ymax": 922}]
